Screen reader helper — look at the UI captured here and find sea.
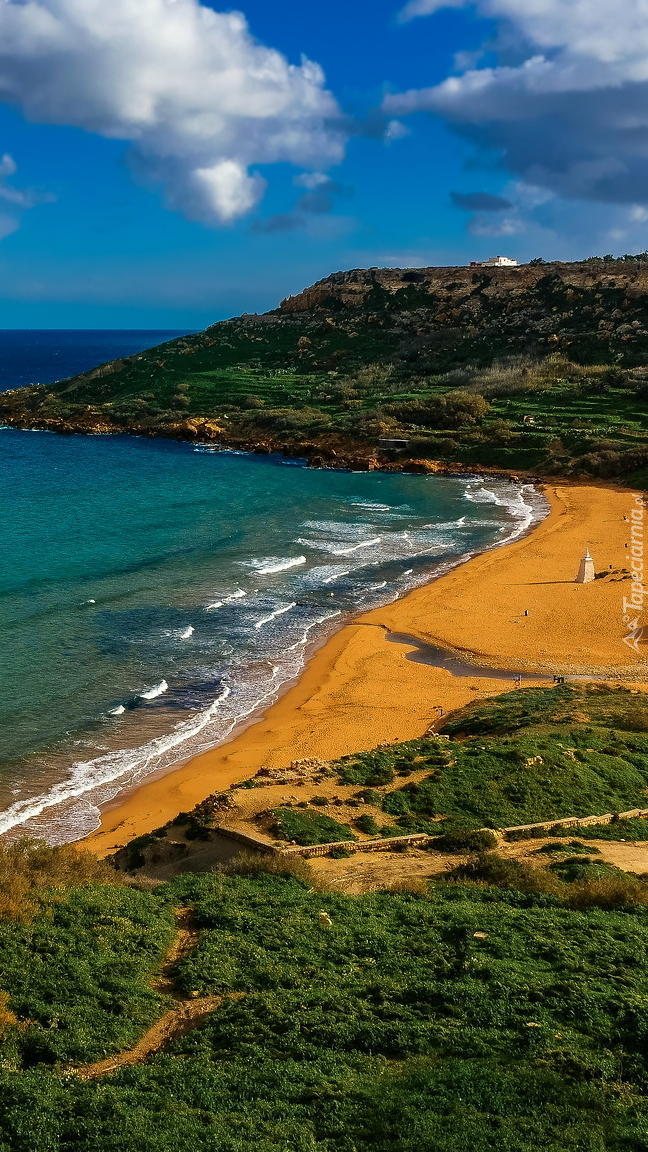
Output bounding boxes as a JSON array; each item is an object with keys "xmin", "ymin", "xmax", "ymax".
[{"xmin": 0, "ymin": 331, "xmax": 548, "ymax": 845}]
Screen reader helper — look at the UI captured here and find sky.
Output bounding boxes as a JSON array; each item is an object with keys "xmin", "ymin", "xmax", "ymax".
[{"xmin": 1, "ymin": 0, "xmax": 648, "ymax": 327}]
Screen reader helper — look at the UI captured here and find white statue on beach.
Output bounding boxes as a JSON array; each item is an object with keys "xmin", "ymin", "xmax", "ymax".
[{"xmin": 575, "ymin": 548, "xmax": 595, "ymax": 583}]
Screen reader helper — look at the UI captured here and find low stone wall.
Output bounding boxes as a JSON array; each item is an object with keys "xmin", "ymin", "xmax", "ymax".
[
  {"xmin": 282, "ymin": 833, "xmax": 432, "ymax": 859},
  {"xmin": 216, "ymin": 807, "xmax": 648, "ymax": 862},
  {"xmin": 502, "ymin": 808, "xmax": 648, "ymax": 838}
]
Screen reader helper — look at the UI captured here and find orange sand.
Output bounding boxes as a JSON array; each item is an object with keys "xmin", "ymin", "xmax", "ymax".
[{"xmin": 85, "ymin": 483, "xmax": 648, "ymax": 856}]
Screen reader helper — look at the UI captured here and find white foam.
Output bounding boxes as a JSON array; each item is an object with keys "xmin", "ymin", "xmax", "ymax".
[
  {"xmin": 1, "ymin": 475, "xmax": 548, "ymax": 846},
  {"xmin": 324, "ymin": 570, "xmax": 351, "ymax": 583},
  {"xmin": 254, "ymin": 602, "xmax": 296, "ymax": 629},
  {"xmin": 206, "ymin": 589, "xmax": 247, "ymax": 610},
  {"xmin": 302, "ymin": 520, "xmax": 376, "ymax": 538},
  {"xmin": 139, "ymin": 679, "xmax": 168, "ymax": 700},
  {"xmin": 245, "ymin": 556, "xmax": 307, "ymax": 575},
  {"xmin": 107, "ymin": 705, "xmax": 125, "ymax": 716},
  {"xmin": 331, "ymin": 536, "xmax": 381, "ymax": 555},
  {"xmin": 179, "ymin": 626, "xmax": 194, "ymax": 639},
  {"xmin": 0, "ymin": 686, "xmax": 232, "ymax": 839}
]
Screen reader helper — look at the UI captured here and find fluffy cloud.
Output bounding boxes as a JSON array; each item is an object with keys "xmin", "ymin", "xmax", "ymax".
[
  {"xmin": 388, "ymin": 0, "xmax": 648, "ymax": 207},
  {"xmin": 0, "ymin": 0, "xmax": 346, "ymax": 223}
]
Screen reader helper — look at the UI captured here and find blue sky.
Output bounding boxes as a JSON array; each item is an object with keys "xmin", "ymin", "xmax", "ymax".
[{"xmin": 0, "ymin": 0, "xmax": 646, "ymax": 327}]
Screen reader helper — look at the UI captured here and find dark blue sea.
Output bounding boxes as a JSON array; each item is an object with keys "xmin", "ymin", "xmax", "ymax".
[
  {"xmin": 0, "ymin": 330, "xmax": 195, "ymax": 392},
  {"xmin": 0, "ymin": 332, "xmax": 548, "ymax": 844}
]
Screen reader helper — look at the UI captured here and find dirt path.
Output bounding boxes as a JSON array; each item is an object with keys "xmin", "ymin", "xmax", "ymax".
[{"xmin": 76, "ymin": 908, "xmax": 232, "ymax": 1081}]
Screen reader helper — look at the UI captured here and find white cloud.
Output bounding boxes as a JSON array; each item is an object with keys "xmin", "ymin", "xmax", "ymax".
[
  {"xmin": 399, "ymin": 0, "xmax": 467, "ymax": 23},
  {"xmin": 388, "ymin": 0, "xmax": 648, "ymax": 207},
  {"xmin": 0, "ymin": 0, "xmax": 346, "ymax": 224},
  {"xmin": 294, "ymin": 172, "xmax": 330, "ymax": 189},
  {"xmin": 467, "ymin": 212, "xmax": 524, "ymax": 237},
  {"xmin": 0, "ymin": 152, "xmax": 51, "ymax": 238}
]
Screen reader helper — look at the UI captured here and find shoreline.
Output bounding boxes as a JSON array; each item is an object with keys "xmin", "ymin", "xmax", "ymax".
[{"xmin": 83, "ymin": 482, "xmax": 648, "ymax": 857}]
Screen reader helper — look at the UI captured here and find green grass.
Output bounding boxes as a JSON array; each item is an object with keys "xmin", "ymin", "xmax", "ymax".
[
  {"xmin": 332, "ymin": 686, "xmax": 648, "ymax": 832},
  {"xmin": 1, "ymin": 683, "xmax": 648, "ymax": 1146},
  {"xmin": 0, "ymin": 884, "xmax": 174, "ymax": 1066},
  {"xmin": 3, "ymin": 871, "xmax": 648, "ymax": 1149},
  {"xmin": 534, "ymin": 840, "xmax": 602, "ymax": 855},
  {"xmin": 270, "ymin": 807, "xmax": 356, "ymax": 846}
]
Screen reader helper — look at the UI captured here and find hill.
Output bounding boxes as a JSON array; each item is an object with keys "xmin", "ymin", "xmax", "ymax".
[{"xmin": 3, "ymin": 258, "xmax": 648, "ymax": 480}]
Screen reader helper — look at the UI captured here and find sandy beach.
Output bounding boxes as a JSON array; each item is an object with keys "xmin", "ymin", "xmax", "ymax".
[{"xmin": 84, "ymin": 483, "xmax": 647, "ymax": 856}]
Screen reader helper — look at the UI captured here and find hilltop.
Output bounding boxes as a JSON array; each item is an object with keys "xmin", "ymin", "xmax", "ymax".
[{"xmin": 3, "ymin": 258, "xmax": 648, "ymax": 480}]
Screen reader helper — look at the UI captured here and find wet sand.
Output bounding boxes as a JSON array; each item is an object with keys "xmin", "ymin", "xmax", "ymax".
[{"xmin": 84, "ymin": 483, "xmax": 648, "ymax": 856}]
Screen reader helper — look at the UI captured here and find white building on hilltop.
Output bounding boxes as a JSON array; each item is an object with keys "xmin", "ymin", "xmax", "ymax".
[{"xmin": 470, "ymin": 256, "xmax": 519, "ymax": 268}]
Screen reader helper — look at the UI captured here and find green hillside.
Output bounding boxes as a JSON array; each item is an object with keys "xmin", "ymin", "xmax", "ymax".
[
  {"xmin": 3, "ymin": 259, "xmax": 648, "ymax": 481},
  {"xmin": 0, "ymin": 686, "xmax": 648, "ymax": 1147}
]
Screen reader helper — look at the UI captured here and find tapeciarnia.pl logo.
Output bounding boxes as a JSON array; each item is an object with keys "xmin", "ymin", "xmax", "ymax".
[{"xmin": 622, "ymin": 493, "xmax": 646, "ymax": 652}]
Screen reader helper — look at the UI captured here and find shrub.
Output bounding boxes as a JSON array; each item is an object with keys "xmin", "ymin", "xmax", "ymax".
[
  {"xmin": 355, "ymin": 814, "xmax": 379, "ymax": 835},
  {"xmin": 444, "ymin": 852, "xmax": 560, "ymax": 896},
  {"xmin": 0, "ymin": 839, "xmax": 122, "ymax": 921},
  {"xmin": 338, "ymin": 758, "xmax": 394, "ymax": 786},
  {"xmin": 564, "ymin": 873, "xmax": 648, "ymax": 909},
  {"xmin": 548, "ymin": 857, "xmax": 620, "ymax": 883},
  {"xmin": 432, "ymin": 828, "xmax": 498, "ymax": 854},
  {"xmin": 218, "ymin": 852, "xmax": 316, "ymax": 885},
  {"xmin": 535, "ymin": 840, "xmax": 600, "ymax": 856},
  {"xmin": 356, "ymin": 789, "xmax": 382, "ymax": 805}
]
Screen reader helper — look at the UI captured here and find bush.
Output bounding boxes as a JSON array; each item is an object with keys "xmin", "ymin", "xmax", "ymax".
[
  {"xmin": 548, "ymin": 857, "xmax": 620, "ymax": 883},
  {"xmin": 0, "ymin": 838, "xmax": 122, "ymax": 921},
  {"xmin": 356, "ymin": 789, "xmax": 382, "ymax": 805},
  {"xmin": 445, "ymin": 852, "xmax": 560, "ymax": 896},
  {"xmin": 218, "ymin": 852, "xmax": 316, "ymax": 885},
  {"xmin": 388, "ymin": 390, "xmax": 489, "ymax": 430},
  {"xmin": 355, "ymin": 815, "xmax": 379, "ymax": 835},
  {"xmin": 535, "ymin": 840, "xmax": 600, "ymax": 855},
  {"xmin": 432, "ymin": 828, "xmax": 498, "ymax": 854}
]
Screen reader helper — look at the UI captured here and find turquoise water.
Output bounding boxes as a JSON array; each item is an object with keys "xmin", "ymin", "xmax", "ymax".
[{"xmin": 0, "ymin": 428, "xmax": 545, "ymax": 842}]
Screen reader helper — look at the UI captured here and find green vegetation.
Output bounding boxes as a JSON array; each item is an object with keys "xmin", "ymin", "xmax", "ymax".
[
  {"xmin": 333, "ymin": 685, "xmax": 648, "ymax": 832},
  {"xmin": 355, "ymin": 813, "xmax": 380, "ymax": 835},
  {"xmin": 547, "ymin": 856, "xmax": 622, "ymax": 884},
  {"xmin": 562, "ymin": 817, "xmax": 648, "ymax": 840},
  {"xmin": 4, "ymin": 260, "xmax": 648, "ymax": 482},
  {"xmin": 0, "ymin": 838, "xmax": 123, "ymax": 921},
  {"xmin": 1, "ymin": 683, "xmax": 648, "ymax": 1147},
  {"xmin": 431, "ymin": 828, "xmax": 499, "ymax": 853},
  {"xmin": 3, "ymin": 864, "xmax": 648, "ymax": 1148},
  {"xmin": 535, "ymin": 840, "xmax": 601, "ymax": 855},
  {"xmin": 0, "ymin": 844, "xmax": 173, "ymax": 1069},
  {"xmin": 270, "ymin": 806, "xmax": 356, "ymax": 845}
]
